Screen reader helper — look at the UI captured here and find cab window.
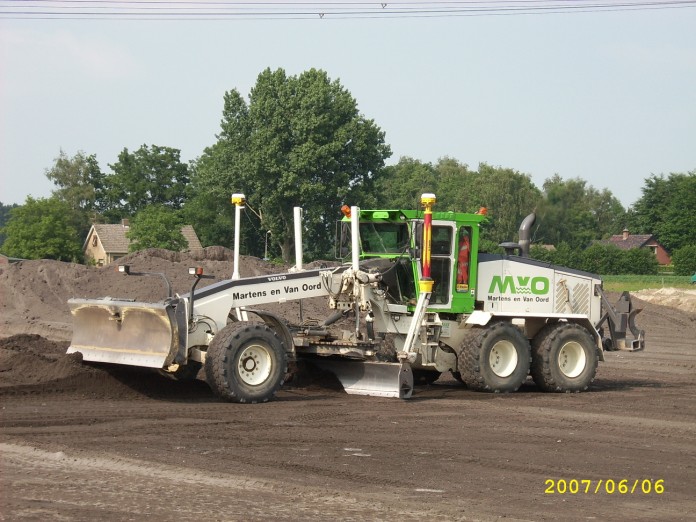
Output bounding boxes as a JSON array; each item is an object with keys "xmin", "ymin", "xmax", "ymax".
[{"xmin": 359, "ymin": 223, "xmax": 409, "ymax": 254}]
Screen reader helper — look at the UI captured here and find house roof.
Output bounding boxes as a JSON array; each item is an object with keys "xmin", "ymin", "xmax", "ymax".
[
  {"xmin": 91, "ymin": 224, "xmax": 131, "ymax": 253},
  {"xmin": 181, "ymin": 225, "xmax": 203, "ymax": 251},
  {"xmin": 85, "ymin": 223, "xmax": 203, "ymax": 254},
  {"xmin": 604, "ymin": 234, "xmax": 654, "ymax": 250},
  {"xmin": 599, "ymin": 227, "xmax": 670, "ymax": 252}
]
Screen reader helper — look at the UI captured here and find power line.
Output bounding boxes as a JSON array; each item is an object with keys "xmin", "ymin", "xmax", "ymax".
[{"xmin": 1, "ymin": 0, "xmax": 694, "ymax": 20}]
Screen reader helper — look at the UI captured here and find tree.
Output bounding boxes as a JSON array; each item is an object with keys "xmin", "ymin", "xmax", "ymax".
[
  {"xmin": 44, "ymin": 149, "xmax": 105, "ymax": 238},
  {"xmin": 433, "ymin": 160, "xmax": 541, "ymax": 246},
  {"xmin": 0, "ymin": 197, "xmax": 83, "ymax": 261},
  {"xmin": 536, "ymin": 175, "xmax": 626, "ymax": 250},
  {"xmin": 672, "ymin": 245, "xmax": 696, "ymax": 276},
  {"xmin": 126, "ymin": 205, "xmax": 187, "ymax": 252},
  {"xmin": 0, "ymin": 202, "xmax": 19, "ymax": 246},
  {"xmin": 192, "ymin": 68, "xmax": 391, "ymax": 262},
  {"xmin": 580, "ymin": 244, "xmax": 623, "ymax": 275},
  {"xmin": 586, "ymin": 187, "xmax": 627, "ymax": 240},
  {"xmin": 185, "ymin": 147, "xmax": 243, "ymax": 253},
  {"xmin": 102, "ymin": 145, "xmax": 190, "ymax": 222},
  {"xmin": 459, "ymin": 163, "xmax": 542, "ymax": 246},
  {"xmin": 45, "ymin": 150, "xmax": 104, "ymax": 213},
  {"xmin": 180, "ymin": 185, "xmax": 235, "ymax": 250},
  {"xmin": 532, "ymin": 241, "xmax": 658, "ymax": 275},
  {"xmin": 374, "ymin": 158, "xmax": 541, "ymax": 247},
  {"xmin": 630, "ymin": 171, "xmax": 696, "ymax": 252},
  {"xmin": 374, "ymin": 157, "xmax": 438, "ymax": 210},
  {"xmin": 618, "ymin": 247, "xmax": 659, "ymax": 275}
]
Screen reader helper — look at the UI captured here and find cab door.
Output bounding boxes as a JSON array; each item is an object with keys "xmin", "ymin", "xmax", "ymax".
[{"xmin": 416, "ymin": 221, "xmax": 455, "ymax": 309}]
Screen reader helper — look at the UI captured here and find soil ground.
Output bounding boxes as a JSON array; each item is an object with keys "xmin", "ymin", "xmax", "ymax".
[{"xmin": 1, "ymin": 250, "xmax": 695, "ymax": 521}]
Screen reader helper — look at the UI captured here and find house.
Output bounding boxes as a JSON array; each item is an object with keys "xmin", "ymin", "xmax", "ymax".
[
  {"xmin": 83, "ymin": 219, "xmax": 203, "ymax": 267},
  {"xmin": 601, "ymin": 228, "xmax": 671, "ymax": 265},
  {"xmin": 0, "ymin": 254, "xmax": 23, "ymax": 265}
]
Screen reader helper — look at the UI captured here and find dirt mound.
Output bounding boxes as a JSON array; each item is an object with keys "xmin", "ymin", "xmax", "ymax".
[
  {"xmin": 0, "ymin": 248, "xmax": 344, "ymax": 397},
  {"xmin": 0, "ymin": 334, "xmax": 95, "ymax": 390},
  {"xmin": 0, "ymin": 333, "xmax": 215, "ymax": 400},
  {"xmin": 0, "ymin": 248, "xmax": 298, "ymax": 341},
  {"xmin": 633, "ymin": 288, "xmax": 696, "ymax": 314},
  {"xmin": 0, "ymin": 335, "xmax": 81, "ymax": 393}
]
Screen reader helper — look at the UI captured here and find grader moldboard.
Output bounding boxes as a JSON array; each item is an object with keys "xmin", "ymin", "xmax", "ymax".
[{"xmin": 67, "ymin": 193, "xmax": 644, "ymax": 402}]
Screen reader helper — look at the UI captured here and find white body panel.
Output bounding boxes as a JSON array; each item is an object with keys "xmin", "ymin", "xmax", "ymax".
[
  {"xmin": 190, "ymin": 270, "xmax": 333, "ymax": 336},
  {"xmin": 476, "ymin": 256, "xmax": 602, "ymax": 327}
]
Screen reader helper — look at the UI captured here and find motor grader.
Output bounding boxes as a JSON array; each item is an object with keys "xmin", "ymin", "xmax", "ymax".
[{"xmin": 67, "ymin": 193, "xmax": 644, "ymax": 401}]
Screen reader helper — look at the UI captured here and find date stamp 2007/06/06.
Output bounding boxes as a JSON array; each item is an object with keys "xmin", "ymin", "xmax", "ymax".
[{"xmin": 544, "ymin": 479, "xmax": 665, "ymax": 495}]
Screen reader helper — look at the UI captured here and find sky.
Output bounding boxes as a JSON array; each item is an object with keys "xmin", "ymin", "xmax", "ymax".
[{"xmin": 1, "ymin": 1, "xmax": 695, "ymax": 209}]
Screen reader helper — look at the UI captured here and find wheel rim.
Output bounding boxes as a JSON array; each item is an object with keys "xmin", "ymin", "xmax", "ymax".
[
  {"xmin": 489, "ymin": 340, "xmax": 518, "ymax": 378},
  {"xmin": 558, "ymin": 341, "xmax": 586, "ymax": 378},
  {"xmin": 237, "ymin": 343, "xmax": 273, "ymax": 386}
]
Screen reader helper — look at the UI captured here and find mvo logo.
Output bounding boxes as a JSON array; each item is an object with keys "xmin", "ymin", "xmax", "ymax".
[{"xmin": 488, "ymin": 275, "xmax": 550, "ymax": 295}]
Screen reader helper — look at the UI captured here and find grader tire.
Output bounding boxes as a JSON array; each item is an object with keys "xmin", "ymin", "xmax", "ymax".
[
  {"xmin": 204, "ymin": 321, "xmax": 287, "ymax": 403},
  {"xmin": 460, "ymin": 322, "xmax": 531, "ymax": 393},
  {"xmin": 531, "ymin": 323, "xmax": 598, "ymax": 393}
]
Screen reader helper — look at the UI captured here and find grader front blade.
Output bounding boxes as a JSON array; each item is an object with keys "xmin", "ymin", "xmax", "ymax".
[
  {"xmin": 67, "ymin": 297, "xmax": 185, "ymax": 369},
  {"xmin": 310, "ymin": 359, "xmax": 414, "ymax": 399}
]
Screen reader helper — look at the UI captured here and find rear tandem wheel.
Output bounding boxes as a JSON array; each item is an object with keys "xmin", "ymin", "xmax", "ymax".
[
  {"xmin": 530, "ymin": 323, "xmax": 598, "ymax": 392},
  {"xmin": 204, "ymin": 321, "xmax": 287, "ymax": 403}
]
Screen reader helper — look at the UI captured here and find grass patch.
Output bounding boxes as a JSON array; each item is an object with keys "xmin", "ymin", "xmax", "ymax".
[{"xmin": 602, "ymin": 274, "xmax": 693, "ymax": 292}]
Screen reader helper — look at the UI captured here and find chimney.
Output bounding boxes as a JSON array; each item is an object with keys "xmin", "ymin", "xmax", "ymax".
[
  {"xmin": 622, "ymin": 228, "xmax": 629, "ymax": 240},
  {"xmin": 122, "ymin": 219, "xmax": 130, "ymax": 228}
]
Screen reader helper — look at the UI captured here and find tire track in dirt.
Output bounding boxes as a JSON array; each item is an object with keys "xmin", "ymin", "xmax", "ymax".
[{"xmin": 0, "ymin": 442, "xmax": 476, "ymax": 522}]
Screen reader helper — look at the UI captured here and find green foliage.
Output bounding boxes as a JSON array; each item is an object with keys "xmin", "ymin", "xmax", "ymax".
[
  {"xmin": 619, "ymin": 247, "xmax": 659, "ymax": 275},
  {"xmin": 478, "ymin": 238, "xmax": 503, "ymax": 254},
  {"xmin": 126, "ymin": 206, "xmax": 187, "ymax": 252},
  {"xmin": 373, "ymin": 157, "xmax": 541, "ymax": 247},
  {"xmin": 531, "ymin": 242, "xmax": 658, "ymax": 275},
  {"xmin": 180, "ymin": 188, "xmax": 234, "ymax": 249},
  {"xmin": 536, "ymin": 175, "xmax": 627, "ymax": 249},
  {"xmin": 580, "ymin": 244, "xmax": 622, "ymax": 275},
  {"xmin": 547, "ymin": 242, "xmax": 583, "ymax": 270},
  {"xmin": 630, "ymin": 171, "xmax": 696, "ymax": 252},
  {"xmin": 191, "ymin": 68, "xmax": 391, "ymax": 262},
  {"xmin": 102, "ymin": 145, "xmax": 190, "ymax": 222},
  {"xmin": 529, "ymin": 244, "xmax": 554, "ymax": 263},
  {"xmin": 0, "ymin": 197, "xmax": 83, "ymax": 261},
  {"xmin": 429, "ymin": 157, "xmax": 472, "ymax": 211},
  {"xmin": 460, "ymin": 163, "xmax": 542, "ymax": 246},
  {"xmin": 671, "ymin": 245, "xmax": 696, "ymax": 276},
  {"xmin": 0, "ymin": 202, "xmax": 19, "ymax": 246},
  {"xmin": 375, "ymin": 157, "xmax": 437, "ymax": 210},
  {"xmin": 46, "ymin": 149, "xmax": 104, "ymax": 213},
  {"xmin": 45, "ymin": 149, "xmax": 104, "ymax": 239}
]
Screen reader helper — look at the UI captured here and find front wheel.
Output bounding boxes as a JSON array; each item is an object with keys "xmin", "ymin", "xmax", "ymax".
[
  {"xmin": 459, "ymin": 322, "xmax": 531, "ymax": 393},
  {"xmin": 204, "ymin": 321, "xmax": 287, "ymax": 403},
  {"xmin": 531, "ymin": 323, "xmax": 598, "ymax": 392}
]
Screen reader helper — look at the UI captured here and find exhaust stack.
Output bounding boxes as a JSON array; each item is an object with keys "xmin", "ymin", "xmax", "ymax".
[
  {"xmin": 518, "ymin": 212, "xmax": 536, "ymax": 257},
  {"xmin": 500, "ymin": 212, "xmax": 536, "ymax": 257}
]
